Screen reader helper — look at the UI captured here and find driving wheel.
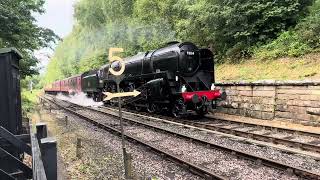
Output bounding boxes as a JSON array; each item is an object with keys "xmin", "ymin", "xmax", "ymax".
[{"xmin": 172, "ymin": 99, "xmax": 186, "ymax": 118}]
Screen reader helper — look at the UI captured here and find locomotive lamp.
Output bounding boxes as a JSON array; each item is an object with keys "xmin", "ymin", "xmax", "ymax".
[
  {"xmin": 181, "ymin": 85, "xmax": 187, "ymax": 92},
  {"xmin": 211, "ymin": 84, "xmax": 216, "ymax": 90}
]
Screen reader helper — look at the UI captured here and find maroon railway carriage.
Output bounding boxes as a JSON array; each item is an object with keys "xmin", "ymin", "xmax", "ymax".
[{"xmin": 44, "ymin": 75, "xmax": 82, "ymax": 95}]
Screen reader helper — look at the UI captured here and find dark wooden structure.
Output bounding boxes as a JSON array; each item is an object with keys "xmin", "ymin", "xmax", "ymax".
[
  {"xmin": 0, "ymin": 48, "xmax": 23, "ymax": 134},
  {"xmin": 0, "ymin": 48, "xmax": 57, "ymax": 179},
  {"xmin": 0, "ymin": 48, "xmax": 26, "ymax": 178}
]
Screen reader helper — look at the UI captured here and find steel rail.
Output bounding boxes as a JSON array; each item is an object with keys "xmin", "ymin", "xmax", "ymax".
[
  {"xmin": 40, "ymin": 96, "xmax": 227, "ymax": 180},
  {"xmin": 44, "ymin": 96, "xmax": 320, "ymax": 179},
  {"xmin": 93, "ymin": 108, "xmax": 320, "ymax": 179},
  {"xmin": 105, "ymin": 106, "xmax": 320, "ymax": 154},
  {"xmin": 104, "ymin": 106, "xmax": 320, "ymax": 161},
  {"xmin": 177, "ymin": 119, "xmax": 320, "ymax": 153},
  {"xmin": 206, "ymin": 116, "xmax": 320, "ymax": 138}
]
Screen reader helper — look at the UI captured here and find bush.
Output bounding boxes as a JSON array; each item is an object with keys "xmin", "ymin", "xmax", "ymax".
[
  {"xmin": 254, "ymin": 31, "xmax": 312, "ymax": 60},
  {"xmin": 182, "ymin": 0, "xmax": 313, "ymax": 61},
  {"xmin": 21, "ymin": 89, "xmax": 40, "ymax": 116},
  {"xmin": 22, "ymin": 93, "xmax": 35, "ymax": 116},
  {"xmin": 225, "ymin": 42, "xmax": 252, "ymax": 63},
  {"xmin": 296, "ymin": 0, "xmax": 320, "ymax": 48}
]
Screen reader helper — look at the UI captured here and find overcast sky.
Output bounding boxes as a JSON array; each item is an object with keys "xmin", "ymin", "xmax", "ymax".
[{"xmin": 34, "ymin": 0, "xmax": 78, "ymax": 73}]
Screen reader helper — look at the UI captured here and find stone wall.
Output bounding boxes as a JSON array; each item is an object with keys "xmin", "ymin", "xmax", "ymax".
[{"xmin": 215, "ymin": 81, "xmax": 320, "ymax": 125}]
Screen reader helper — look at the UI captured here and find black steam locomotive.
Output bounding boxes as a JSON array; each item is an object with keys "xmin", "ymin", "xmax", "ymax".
[{"xmin": 46, "ymin": 42, "xmax": 223, "ymax": 117}]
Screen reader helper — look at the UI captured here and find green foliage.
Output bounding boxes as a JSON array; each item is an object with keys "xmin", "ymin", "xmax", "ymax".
[
  {"xmin": 253, "ymin": 0, "xmax": 320, "ymax": 60},
  {"xmin": 21, "ymin": 75, "xmax": 43, "ymax": 115},
  {"xmin": 45, "ymin": 0, "xmax": 319, "ymax": 82},
  {"xmin": 21, "ymin": 93, "xmax": 34, "ymax": 115},
  {"xmin": 216, "ymin": 53, "xmax": 320, "ymax": 81},
  {"xmin": 44, "ymin": 0, "xmax": 175, "ymax": 83},
  {"xmin": 0, "ymin": 0, "xmax": 58, "ymax": 77},
  {"xmin": 21, "ymin": 89, "xmax": 41, "ymax": 115},
  {"xmin": 21, "ymin": 75, "xmax": 44, "ymax": 90},
  {"xmin": 79, "ymin": 53, "xmax": 108, "ymax": 72},
  {"xmin": 173, "ymin": 0, "xmax": 313, "ymax": 61},
  {"xmin": 254, "ymin": 31, "xmax": 312, "ymax": 60},
  {"xmin": 296, "ymin": 0, "xmax": 320, "ymax": 49}
]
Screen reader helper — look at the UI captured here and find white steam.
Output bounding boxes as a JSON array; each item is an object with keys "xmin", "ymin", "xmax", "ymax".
[{"xmin": 56, "ymin": 92, "xmax": 103, "ymax": 107}]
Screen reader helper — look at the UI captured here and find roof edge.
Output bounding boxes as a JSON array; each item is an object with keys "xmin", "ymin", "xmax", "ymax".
[
  {"xmin": 215, "ymin": 80, "xmax": 320, "ymax": 86},
  {"xmin": 0, "ymin": 47, "xmax": 23, "ymax": 59}
]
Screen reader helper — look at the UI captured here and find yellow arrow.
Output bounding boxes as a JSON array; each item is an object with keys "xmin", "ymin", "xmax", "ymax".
[{"xmin": 103, "ymin": 90, "xmax": 141, "ymax": 101}]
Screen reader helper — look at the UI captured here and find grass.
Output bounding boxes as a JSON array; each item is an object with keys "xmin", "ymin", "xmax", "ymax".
[
  {"xmin": 21, "ymin": 89, "xmax": 42, "ymax": 116},
  {"xmin": 216, "ymin": 52, "xmax": 320, "ymax": 82},
  {"xmin": 22, "ymin": 89, "xmax": 41, "ymax": 103}
]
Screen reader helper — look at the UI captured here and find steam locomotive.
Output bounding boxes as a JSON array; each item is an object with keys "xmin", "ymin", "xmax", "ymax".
[{"xmin": 45, "ymin": 42, "xmax": 224, "ymax": 117}]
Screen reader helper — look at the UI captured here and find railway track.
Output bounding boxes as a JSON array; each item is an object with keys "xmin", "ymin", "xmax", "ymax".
[
  {"xmin": 206, "ymin": 115, "xmax": 320, "ymax": 138},
  {"xmin": 40, "ymin": 96, "xmax": 226, "ymax": 180},
  {"xmin": 107, "ymin": 106, "xmax": 320, "ymax": 155},
  {"xmin": 42, "ymin": 95, "xmax": 320, "ymax": 179},
  {"xmin": 173, "ymin": 117, "xmax": 320, "ymax": 153}
]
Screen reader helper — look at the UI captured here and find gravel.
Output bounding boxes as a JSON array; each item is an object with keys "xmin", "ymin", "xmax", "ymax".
[
  {"xmin": 140, "ymin": 118, "xmax": 320, "ymax": 174},
  {"xmin": 46, "ymin": 104, "xmax": 202, "ymax": 180},
  {"xmin": 72, "ymin": 109, "xmax": 305, "ymax": 178},
  {"xmin": 101, "ymin": 108, "xmax": 320, "ymax": 174},
  {"xmin": 50, "ymin": 98, "xmax": 320, "ymax": 179},
  {"xmin": 201, "ymin": 118, "xmax": 320, "ymax": 145},
  {"xmin": 122, "ymin": 122, "xmax": 299, "ymax": 179}
]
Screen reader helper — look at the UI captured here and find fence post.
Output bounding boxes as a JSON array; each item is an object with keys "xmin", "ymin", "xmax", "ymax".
[
  {"xmin": 36, "ymin": 123, "xmax": 47, "ymax": 141},
  {"xmin": 65, "ymin": 116, "xmax": 68, "ymax": 126},
  {"xmin": 125, "ymin": 152, "xmax": 133, "ymax": 179},
  {"xmin": 76, "ymin": 138, "xmax": 82, "ymax": 159},
  {"xmin": 40, "ymin": 137, "xmax": 57, "ymax": 180}
]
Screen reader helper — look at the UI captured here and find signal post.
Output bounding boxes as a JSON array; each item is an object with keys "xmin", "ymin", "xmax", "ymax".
[{"xmin": 104, "ymin": 48, "xmax": 140, "ymax": 179}]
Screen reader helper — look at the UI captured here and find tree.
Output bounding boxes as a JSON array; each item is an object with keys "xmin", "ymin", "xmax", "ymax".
[
  {"xmin": 296, "ymin": 0, "xmax": 320, "ymax": 49},
  {"xmin": 173, "ymin": 0, "xmax": 314, "ymax": 61},
  {"xmin": 0, "ymin": 0, "xmax": 58, "ymax": 77},
  {"xmin": 45, "ymin": 0, "xmax": 318, "ymax": 83}
]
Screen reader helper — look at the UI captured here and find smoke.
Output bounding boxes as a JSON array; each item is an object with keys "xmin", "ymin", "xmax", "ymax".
[
  {"xmin": 56, "ymin": 92, "xmax": 103, "ymax": 107},
  {"xmin": 80, "ymin": 19, "xmax": 177, "ymax": 58},
  {"xmin": 45, "ymin": 17, "xmax": 177, "ymax": 92}
]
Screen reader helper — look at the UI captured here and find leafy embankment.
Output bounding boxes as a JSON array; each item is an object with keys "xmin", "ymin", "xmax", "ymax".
[
  {"xmin": 217, "ymin": 0, "xmax": 320, "ymax": 82},
  {"xmin": 216, "ymin": 53, "xmax": 320, "ymax": 82},
  {"xmin": 21, "ymin": 75, "xmax": 43, "ymax": 115},
  {"xmin": 21, "ymin": 89, "xmax": 41, "ymax": 116},
  {"xmin": 44, "ymin": 0, "xmax": 320, "ymax": 84}
]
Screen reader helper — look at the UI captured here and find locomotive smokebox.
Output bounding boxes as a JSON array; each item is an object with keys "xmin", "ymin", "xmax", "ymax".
[
  {"xmin": 178, "ymin": 43, "xmax": 200, "ymax": 76},
  {"xmin": 111, "ymin": 61, "xmax": 123, "ymax": 72}
]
